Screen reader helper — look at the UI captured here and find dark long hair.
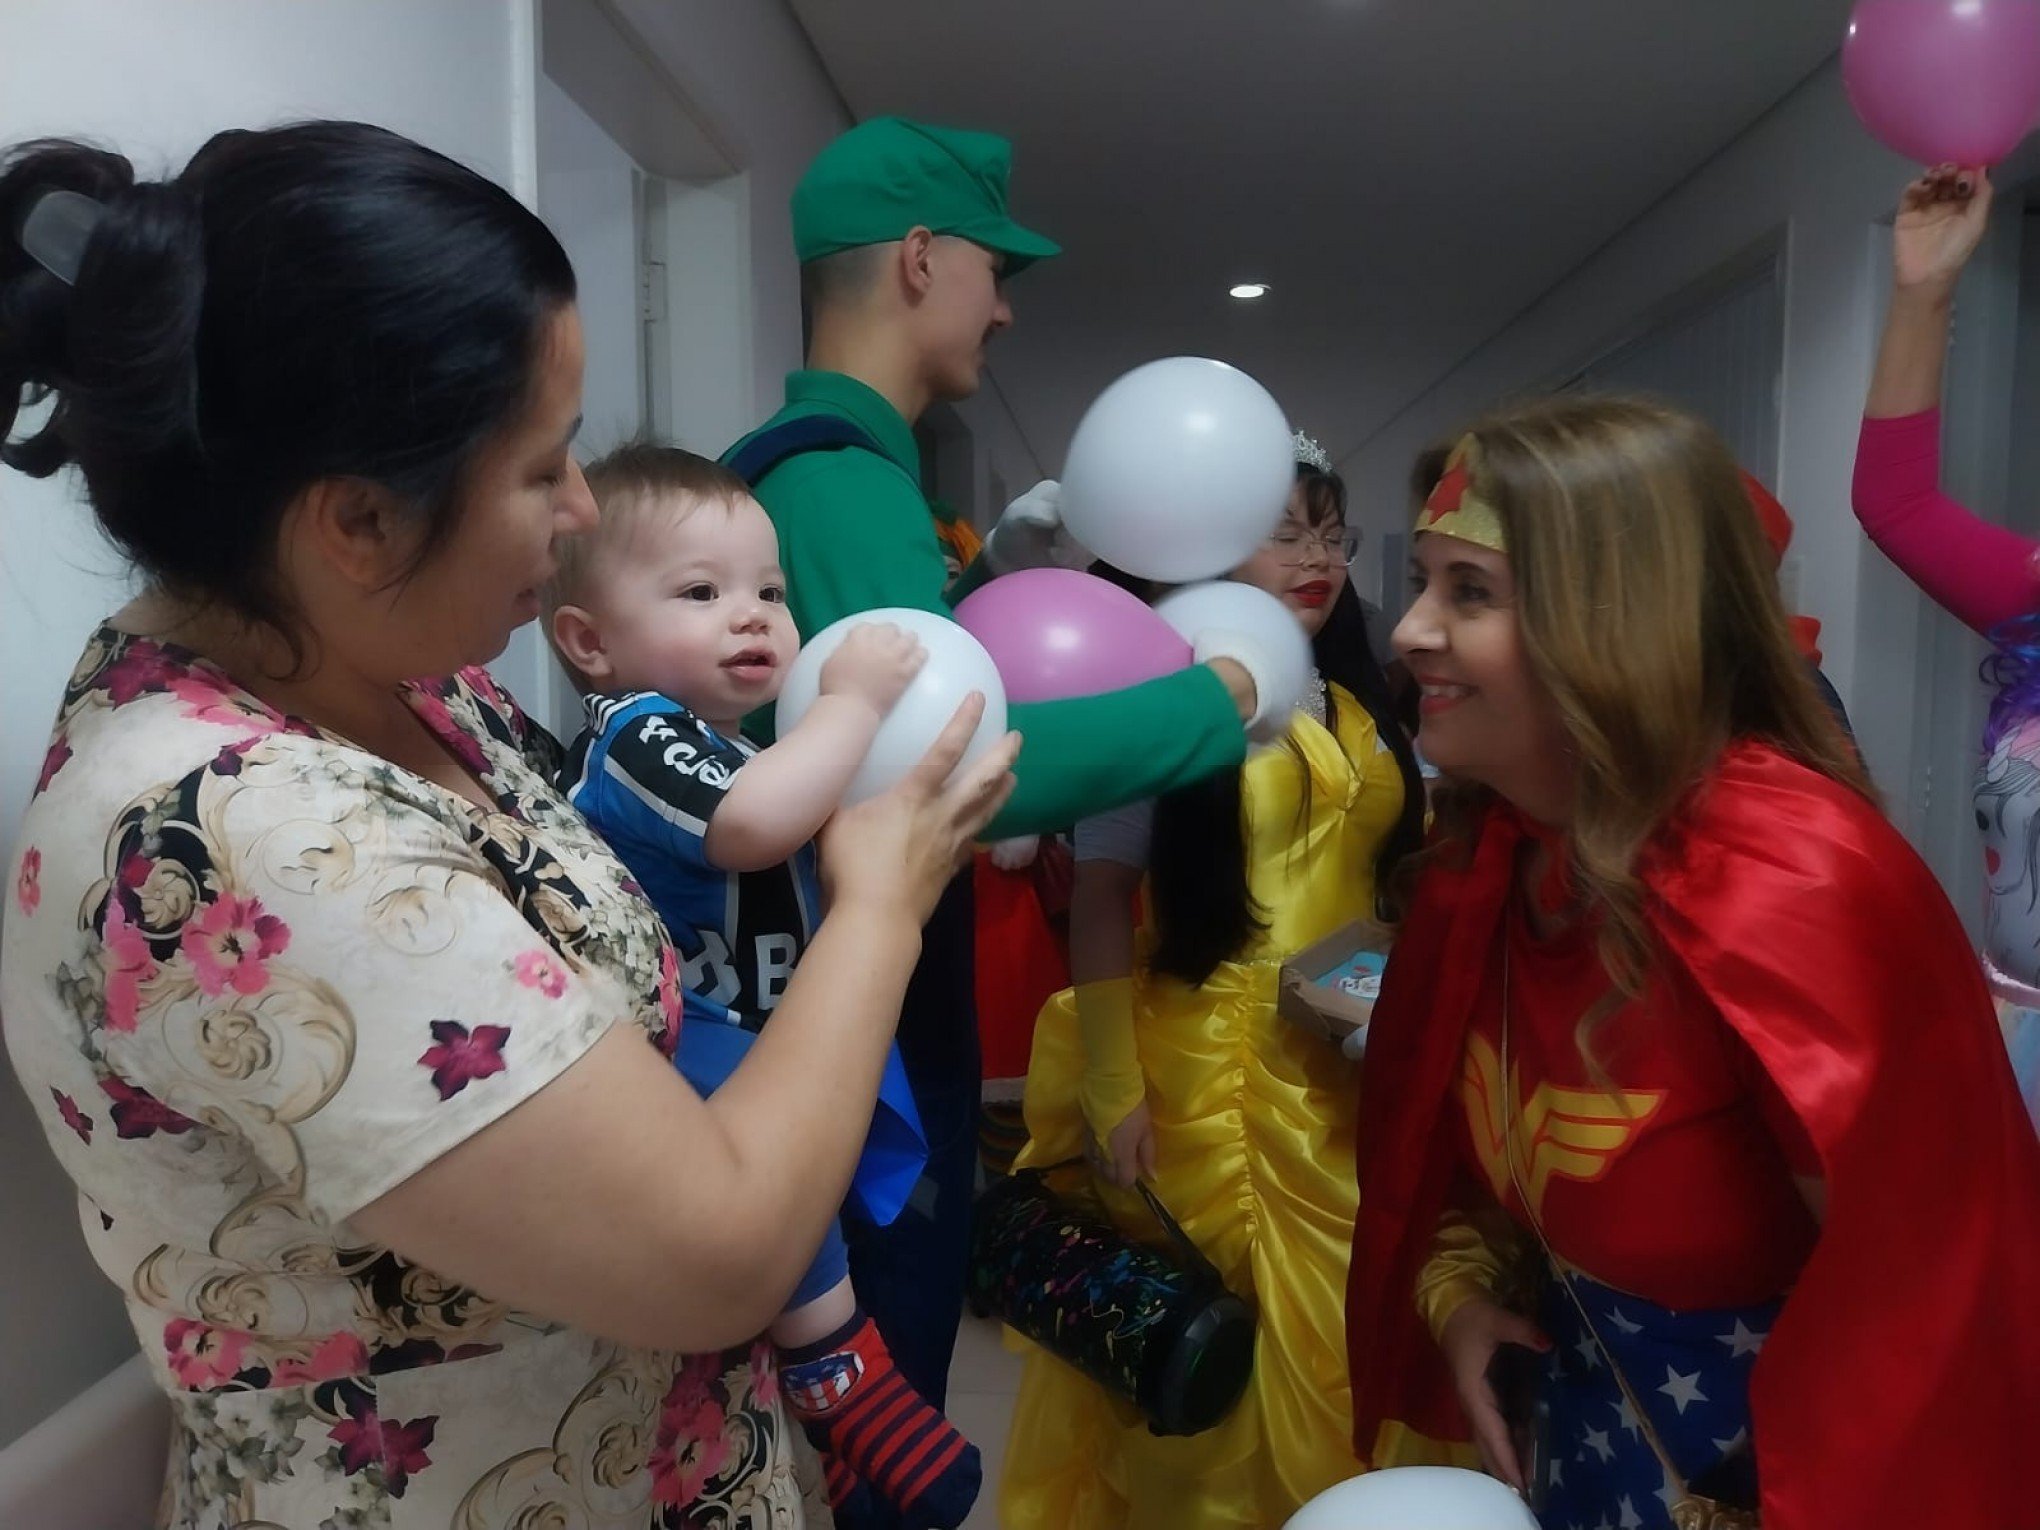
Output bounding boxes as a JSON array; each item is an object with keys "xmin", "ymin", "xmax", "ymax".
[
  {"xmin": 1147, "ymin": 465, "xmax": 1425, "ymax": 986},
  {"xmin": 0, "ymin": 122, "xmax": 576, "ymax": 642}
]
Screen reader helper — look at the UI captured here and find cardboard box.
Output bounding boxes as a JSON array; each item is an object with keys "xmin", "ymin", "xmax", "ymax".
[{"xmin": 1277, "ymin": 919, "xmax": 1395, "ymax": 1052}]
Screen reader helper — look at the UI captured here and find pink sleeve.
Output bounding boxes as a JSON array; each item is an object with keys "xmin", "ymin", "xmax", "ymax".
[{"xmin": 1852, "ymin": 410, "xmax": 2040, "ymax": 636}]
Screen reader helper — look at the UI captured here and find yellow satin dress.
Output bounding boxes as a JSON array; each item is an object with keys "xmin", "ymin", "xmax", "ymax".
[{"xmin": 1001, "ymin": 688, "xmax": 1403, "ymax": 1530}]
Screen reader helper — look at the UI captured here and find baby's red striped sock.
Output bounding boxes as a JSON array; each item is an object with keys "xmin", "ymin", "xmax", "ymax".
[
  {"xmin": 820, "ymin": 1453, "xmax": 870, "ymax": 1514},
  {"xmin": 779, "ymin": 1310, "xmax": 980, "ymax": 1529}
]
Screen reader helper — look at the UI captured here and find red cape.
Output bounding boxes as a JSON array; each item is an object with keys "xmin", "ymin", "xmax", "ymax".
[{"xmin": 1347, "ymin": 743, "xmax": 2040, "ymax": 1529}]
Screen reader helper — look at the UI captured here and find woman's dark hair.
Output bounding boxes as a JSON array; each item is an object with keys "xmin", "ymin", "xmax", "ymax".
[
  {"xmin": 0, "ymin": 121, "xmax": 577, "ymax": 640},
  {"xmin": 1147, "ymin": 463, "xmax": 1426, "ymax": 986}
]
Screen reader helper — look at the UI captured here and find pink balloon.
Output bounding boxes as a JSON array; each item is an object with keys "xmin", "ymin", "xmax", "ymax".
[
  {"xmin": 952, "ymin": 568, "xmax": 1192, "ymax": 704},
  {"xmin": 1843, "ymin": 0, "xmax": 2040, "ymax": 166}
]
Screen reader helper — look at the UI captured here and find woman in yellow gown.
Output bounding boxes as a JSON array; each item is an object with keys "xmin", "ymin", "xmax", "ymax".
[{"xmin": 1000, "ymin": 448, "xmax": 1429, "ymax": 1529}]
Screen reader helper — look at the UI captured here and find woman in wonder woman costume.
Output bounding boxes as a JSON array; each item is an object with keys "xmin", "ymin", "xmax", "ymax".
[{"xmin": 1347, "ymin": 396, "xmax": 2040, "ymax": 1530}]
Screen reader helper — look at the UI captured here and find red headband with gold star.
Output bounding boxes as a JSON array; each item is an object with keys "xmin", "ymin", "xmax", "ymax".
[{"xmin": 1413, "ymin": 434, "xmax": 1507, "ymax": 553}]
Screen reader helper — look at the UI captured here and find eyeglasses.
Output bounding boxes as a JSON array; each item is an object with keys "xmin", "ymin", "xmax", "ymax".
[{"xmin": 1266, "ymin": 528, "xmax": 1362, "ymax": 567}]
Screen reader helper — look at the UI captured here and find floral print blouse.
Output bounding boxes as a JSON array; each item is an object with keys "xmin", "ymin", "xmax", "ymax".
[{"xmin": 1, "ymin": 627, "xmax": 807, "ymax": 1529}]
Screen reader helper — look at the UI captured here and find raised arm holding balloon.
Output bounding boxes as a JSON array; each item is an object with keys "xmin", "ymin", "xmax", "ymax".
[
  {"xmin": 1851, "ymin": 165, "xmax": 2040, "ymax": 1132},
  {"xmin": 725, "ymin": 124, "xmax": 1274, "ymax": 841}
]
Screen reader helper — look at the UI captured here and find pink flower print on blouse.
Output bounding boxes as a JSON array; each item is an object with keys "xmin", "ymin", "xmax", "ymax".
[
  {"xmin": 101, "ymin": 896, "xmax": 159, "ymax": 1034},
  {"xmin": 34, "ymin": 735, "xmax": 72, "ymax": 797},
  {"xmin": 513, "ymin": 949, "xmax": 568, "ymax": 999},
  {"xmin": 15, "ymin": 847, "xmax": 40, "ymax": 916},
  {"xmin": 660, "ymin": 1351, "xmax": 724, "ymax": 1423},
  {"xmin": 99, "ymin": 1076, "xmax": 199, "ymax": 1140},
  {"xmin": 180, "ymin": 893, "xmax": 291, "ymax": 998},
  {"xmin": 270, "ymin": 1332, "xmax": 372, "ymax": 1388},
  {"xmin": 328, "ymin": 1385, "xmax": 438, "ymax": 1498},
  {"xmin": 163, "ymin": 1318, "xmax": 251, "ymax": 1391},
  {"xmin": 730, "ymin": 1342, "xmax": 776, "ymax": 1415},
  {"xmin": 169, "ymin": 673, "xmax": 286, "ymax": 735},
  {"xmin": 419, "ymin": 1020, "xmax": 511, "ymax": 1100},
  {"xmin": 650, "ymin": 1381, "xmax": 734, "ymax": 1507},
  {"xmin": 98, "ymin": 639, "xmax": 185, "ymax": 705},
  {"xmin": 464, "ymin": 665, "xmax": 517, "ymax": 723},
  {"xmin": 52, "ymin": 1089, "xmax": 93, "ymax": 1144},
  {"xmin": 207, "ymin": 737, "xmax": 264, "ymax": 777},
  {"xmin": 655, "ymin": 944, "xmax": 684, "ymax": 1057}
]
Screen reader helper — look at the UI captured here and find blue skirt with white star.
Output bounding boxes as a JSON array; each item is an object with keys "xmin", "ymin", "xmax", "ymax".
[{"xmin": 1531, "ymin": 1268, "xmax": 1778, "ymax": 1530}]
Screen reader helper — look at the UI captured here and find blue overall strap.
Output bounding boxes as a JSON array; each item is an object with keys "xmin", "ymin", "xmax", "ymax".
[{"xmin": 724, "ymin": 415, "xmax": 887, "ymax": 488}]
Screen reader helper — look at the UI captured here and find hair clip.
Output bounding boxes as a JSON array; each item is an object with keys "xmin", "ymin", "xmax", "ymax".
[{"xmin": 19, "ymin": 188, "xmax": 104, "ymax": 286}]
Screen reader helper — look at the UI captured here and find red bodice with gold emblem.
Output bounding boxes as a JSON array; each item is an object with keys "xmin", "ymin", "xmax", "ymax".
[{"xmin": 1452, "ymin": 891, "xmax": 1818, "ymax": 1309}]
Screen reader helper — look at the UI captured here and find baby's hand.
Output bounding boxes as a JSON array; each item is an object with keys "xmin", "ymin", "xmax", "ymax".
[{"xmin": 819, "ymin": 622, "xmax": 926, "ymax": 716}]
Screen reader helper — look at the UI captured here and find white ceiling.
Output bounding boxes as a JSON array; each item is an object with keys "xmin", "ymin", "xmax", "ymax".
[{"xmin": 784, "ymin": 0, "xmax": 1853, "ymax": 474}]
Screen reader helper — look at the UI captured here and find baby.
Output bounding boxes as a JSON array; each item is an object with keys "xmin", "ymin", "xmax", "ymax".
[{"xmin": 547, "ymin": 444, "xmax": 979, "ymax": 1527}]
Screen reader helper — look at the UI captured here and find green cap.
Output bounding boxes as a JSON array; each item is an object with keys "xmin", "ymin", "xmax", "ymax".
[{"xmin": 792, "ymin": 116, "xmax": 1061, "ymax": 276}]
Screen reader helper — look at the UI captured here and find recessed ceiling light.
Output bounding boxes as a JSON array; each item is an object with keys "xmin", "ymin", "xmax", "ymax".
[{"xmin": 1230, "ymin": 283, "xmax": 1270, "ymax": 300}]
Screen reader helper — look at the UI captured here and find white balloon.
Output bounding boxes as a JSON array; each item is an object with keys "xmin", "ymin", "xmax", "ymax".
[
  {"xmin": 1285, "ymin": 1468, "xmax": 1540, "ymax": 1530},
  {"xmin": 1061, "ymin": 356, "xmax": 1294, "ymax": 583},
  {"xmin": 775, "ymin": 608, "xmax": 1008, "ymax": 806},
  {"xmin": 1154, "ymin": 581, "xmax": 1313, "ymax": 736}
]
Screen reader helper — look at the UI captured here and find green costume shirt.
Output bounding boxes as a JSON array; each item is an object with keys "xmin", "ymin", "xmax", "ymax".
[{"xmin": 727, "ymin": 370, "xmax": 1246, "ymax": 836}]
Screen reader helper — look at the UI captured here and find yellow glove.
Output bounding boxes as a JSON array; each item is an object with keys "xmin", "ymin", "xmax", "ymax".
[{"xmin": 1073, "ymin": 976, "xmax": 1146, "ymax": 1144}]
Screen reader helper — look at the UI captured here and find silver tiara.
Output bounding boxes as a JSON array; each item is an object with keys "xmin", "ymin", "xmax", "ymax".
[
  {"xmin": 19, "ymin": 189, "xmax": 103, "ymax": 285},
  {"xmin": 1292, "ymin": 429, "xmax": 1333, "ymax": 474}
]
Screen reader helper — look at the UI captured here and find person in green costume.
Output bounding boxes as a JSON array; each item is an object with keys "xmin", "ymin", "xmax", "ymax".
[
  {"xmin": 723, "ymin": 118, "xmax": 1284, "ymax": 1529},
  {"xmin": 727, "ymin": 116, "xmax": 1284, "ymax": 818}
]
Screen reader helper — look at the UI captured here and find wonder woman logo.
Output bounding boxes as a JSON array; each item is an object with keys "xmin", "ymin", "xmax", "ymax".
[{"xmin": 1461, "ymin": 1033, "xmax": 1666, "ymax": 1216}]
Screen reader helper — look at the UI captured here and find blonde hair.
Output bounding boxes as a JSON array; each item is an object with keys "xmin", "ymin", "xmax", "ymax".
[{"xmin": 1426, "ymin": 395, "xmax": 1868, "ymax": 1029}]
